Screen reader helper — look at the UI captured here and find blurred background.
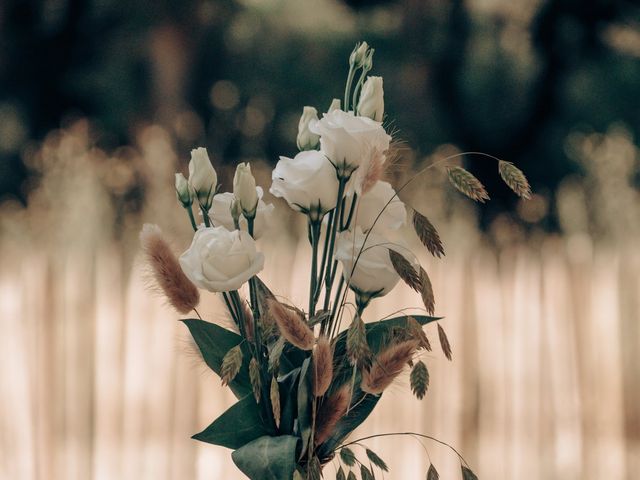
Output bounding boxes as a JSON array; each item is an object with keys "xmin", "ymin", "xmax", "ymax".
[{"xmin": 1, "ymin": 0, "xmax": 639, "ymax": 479}]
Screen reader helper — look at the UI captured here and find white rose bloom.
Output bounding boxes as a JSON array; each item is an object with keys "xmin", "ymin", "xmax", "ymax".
[
  {"xmin": 357, "ymin": 76, "xmax": 384, "ymax": 122},
  {"xmin": 310, "ymin": 109, "xmax": 391, "ymax": 178},
  {"xmin": 351, "ymin": 181, "xmax": 406, "ymax": 233},
  {"xmin": 270, "ymin": 150, "xmax": 339, "ymax": 219},
  {"xmin": 188, "ymin": 147, "xmax": 217, "ymax": 209},
  {"xmin": 179, "ymin": 226, "xmax": 264, "ymax": 292},
  {"xmin": 209, "ymin": 188, "xmax": 274, "ymax": 239},
  {"xmin": 233, "ymin": 162, "xmax": 259, "ymax": 216},
  {"xmin": 296, "ymin": 106, "xmax": 320, "ymax": 151},
  {"xmin": 335, "ymin": 228, "xmax": 410, "ymax": 297}
]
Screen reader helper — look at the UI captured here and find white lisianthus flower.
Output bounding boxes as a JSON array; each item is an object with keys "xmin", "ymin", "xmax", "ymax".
[
  {"xmin": 350, "ymin": 41, "xmax": 369, "ymax": 67},
  {"xmin": 233, "ymin": 163, "xmax": 259, "ymax": 216},
  {"xmin": 175, "ymin": 173, "xmax": 192, "ymax": 207},
  {"xmin": 335, "ymin": 228, "xmax": 411, "ymax": 297},
  {"xmin": 209, "ymin": 188, "xmax": 274, "ymax": 239},
  {"xmin": 350, "ymin": 180, "xmax": 406, "ymax": 233},
  {"xmin": 188, "ymin": 147, "xmax": 217, "ymax": 209},
  {"xmin": 310, "ymin": 109, "xmax": 391, "ymax": 178},
  {"xmin": 357, "ymin": 76, "xmax": 384, "ymax": 122},
  {"xmin": 296, "ymin": 106, "xmax": 320, "ymax": 151},
  {"xmin": 328, "ymin": 98, "xmax": 341, "ymax": 112},
  {"xmin": 179, "ymin": 226, "xmax": 264, "ymax": 292},
  {"xmin": 270, "ymin": 150, "xmax": 339, "ymax": 220}
]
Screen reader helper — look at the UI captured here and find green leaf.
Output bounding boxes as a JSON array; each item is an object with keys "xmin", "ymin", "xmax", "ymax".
[
  {"xmin": 182, "ymin": 319, "xmax": 251, "ymax": 398},
  {"xmin": 461, "ymin": 465, "xmax": 479, "ymax": 480},
  {"xmin": 278, "ymin": 368, "xmax": 300, "ymax": 434},
  {"xmin": 231, "ymin": 435, "xmax": 299, "ymax": 480},
  {"xmin": 365, "ymin": 449, "xmax": 388, "ymax": 472},
  {"xmin": 297, "ymin": 357, "xmax": 312, "ymax": 460},
  {"xmin": 339, "ymin": 447, "xmax": 356, "ymax": 467},
  {"xmin": 192, "ymin": 395, "xmax": 273, "ymax": 449}
]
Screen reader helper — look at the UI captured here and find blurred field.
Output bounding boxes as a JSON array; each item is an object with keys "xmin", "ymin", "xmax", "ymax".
[{"xmin": 1, "ymin": 123, "xmax": 639, "ymax": 480}]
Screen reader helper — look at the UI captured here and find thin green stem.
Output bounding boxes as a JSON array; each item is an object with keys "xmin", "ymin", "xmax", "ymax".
[
  {"xmin": 308, "ymin": 220, "xmax": 321, "ymax": 317},
  {"xmin": 313, "ymin": 210, "xmax": 334, "ymax": 303},
  {"xmin": 186, "ymin": 205, "xmax": 198, "ymax": 231},
  {"xmin": 344, "ymin": 64, "xmax": 356, "ymax": 111},
  {"xmin": 322, "ymin": 178, "xmax": 346, "ymax": 315},
  {"xmin": 352, "ymin": 68, "xmax": 369, "ymax": 114},
  {"xmin": 200, "ymin": 205, "xmax": 211, "ymax": 227}
]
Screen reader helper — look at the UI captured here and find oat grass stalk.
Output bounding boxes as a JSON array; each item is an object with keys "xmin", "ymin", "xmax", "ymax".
[
  {"xmin": 410, "ymin": 360, "xmax": 429, "ymax": 400},
  {"xmin": 361, "ymin": 340, "xmax": 419, "ymax": 394},
  {"xmin": 419, "ymin": 267, "xmax": 435, "ymax": 315},
  {"xmin": 498, "ymin": 160, "xmax": 532, "ymax": 199},
  {"xmin": 446, "ymin": 166, "xmax": 490, "ymax": 203},
  {"xmin": 314, "ymin": 386, "xmax": 351, "ymax": 446},
  {"xmin": 412, "ymin": 210, "xmax": 445, "ymax": 258},
  {"xmin": 408, "ymin": 316, "xmax": 431, "ymax": 351},
  {"xmin": 139, "ymin": 224, "xmax": 200, "ymax": 314},
  {"xmin": 249, "ymin": 357, "xmax": 261, "ymax": 402},
  {"xmin": 437, "ymin": 323, "xmax": 453, "ymax": 361},
  {"xmin": 268, "ymin": 299, "xmax": 314, "ymax": 350},
  {"xmin": 388, "ymin": 249, "xmax": 421, "ymax": 292},
  {"xmin": 427, "ymin": 464, "xmax": 440, "ymax": 480},
  {"xmin": 346, "ymin": 316, "xmax": 371, "ymax": 368},
  {"xmin": 270, "ymin": 376, "xmax": 281, "ymax": 428},
  {"xmin": 312, "ymin": 336, "xmax": 334, "ymax": 397},
  {"xmin": 220, "ymin": 345, "xmax": 243, "ymax": 386}
]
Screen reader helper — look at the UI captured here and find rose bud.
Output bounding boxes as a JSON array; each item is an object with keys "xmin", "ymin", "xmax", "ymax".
[{"xmin": 296, "ymin": 106, "xmax": 320, "ymax": 151}]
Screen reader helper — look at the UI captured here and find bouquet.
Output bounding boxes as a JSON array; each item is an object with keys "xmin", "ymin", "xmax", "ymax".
[{"xmin": 141, "ymin": 42, "xmax": 530, "ymax": 479}]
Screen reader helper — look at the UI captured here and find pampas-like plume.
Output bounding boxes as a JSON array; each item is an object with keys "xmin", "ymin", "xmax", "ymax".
[
  {"xmin": 139, "ymin": 224, "xmax": 199, "ymax": 314},
  {"xmin": 412, "ymin": 210, "xmax": 445, "ymax": 258},
  {"xmin": 314, "ymin": 386, "xmax": 350, "ymax": 446},
  {"xmin": 312, "ymin": 336, "xmax": 334, "ymax": 397},
  {"xmin": 267, "ymin": 299, "xmax": 314, "ymax": 350},
  {"xmin": 361, "ymin": 340, "xmax": 419, "ymax": 394},
  {"xmin": 360, "ymin": 152, "xmax": 385, "ymax": 194},
  {"xmin": 447, "ymin": 166, "xmax": 490, "ymax": 203}
]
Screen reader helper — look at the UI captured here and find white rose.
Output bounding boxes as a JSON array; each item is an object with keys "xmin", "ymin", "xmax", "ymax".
[
  {"xmin": 335, "ymin": 228, "xmax": 413, "ymax": 297},
  {"xmin": 270, "ymin": 150, "xmax": 339, "ymax": 220},
  {"xmin": 188, "ymin": 147, "xmax": 218, "ymax": 209},
  {"xmin": 233, "ymin": 162, "xmax": 259, "ymax": 216},
  {"xmin": 179, "ymin": 226, "xmax": 264, "ymax": 292},
  {"xmin": 209, "ymin": 188, "xmax": 274, "ymax": 239},
  {"xmin": 357, "ymin": 76, "xmax": 384, "ymax": 122},
  {"xmin": 351, "ymin": 181, "xmax": 406, "ymax": 233},
  {"xmin": 296, "ymin": 106, "xmax": 320, "ymax": 151},
  {"xmin": 310, "ymin": 109, "xmax": 391, "ymax": 177}
]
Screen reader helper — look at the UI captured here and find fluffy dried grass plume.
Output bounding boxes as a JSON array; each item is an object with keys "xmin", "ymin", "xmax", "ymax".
[
  {"xmin": 312, "ymin": 336, "xmax": 334, "ymax": 397},
  {"xmin": 360, "ymin": 152, "xmax": 385, "ymax": 194},
  {"xmin": 139, "ymin": 224, "xmax": 200, "ymax": 314},
  {"xmin": 314, "ymin": 385, "xmax": 351, "ymax": 446},
  {"xmin": 268, "ymin": 299, "xmax": 314, "ymax": 350},
  {"xmin": 361, "ymin": 339, "xmax": 419, "ymax": 394},
  {"xmin": 447, "ymin": 166, "xmax": 490, "ymax": 203}
]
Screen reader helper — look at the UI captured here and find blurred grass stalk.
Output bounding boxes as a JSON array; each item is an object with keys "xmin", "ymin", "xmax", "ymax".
[{"xmin": 0, "ymin": 121, "xmax": 639, "ymax": 480}]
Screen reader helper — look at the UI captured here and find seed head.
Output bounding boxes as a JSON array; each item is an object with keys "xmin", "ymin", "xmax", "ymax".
[
  {"xmin": 268, "ymin": 299, "xmax": 314, "ymax": 350},
  {"xmin": 361, "ymin": 340, "xmax": 419, "ymax": 394},
  {"xmin": 312, "ymin": 336, "xmax": 334, "ymax": 397},
  {"xmin": 220, "ymin": 345, "xmax": 243, "ymax": 386},
  {"xmin": 410, "ymin": 360, "xmax": 429, "ymax": 399},
  {"xmin": 314, "ymin": 386, "xmax": 350, "ymax": 446},
  {"xmin": 412, "ymin": 210, "xmax": 445, "ymax": 258},
  {"xmin": 498, "ymin": 160, "xmax": 531, "ymax": 199},
  {"xmin": 437, "ymin": 323, "xmax": 453, "ymax": 361},
  {"xmin": 447, "ymin": 166, "xmax": 490, "ymax": 203},
  {"xmin": 389, "ymin": 249, "xmax": 421, "ymax": 292}
]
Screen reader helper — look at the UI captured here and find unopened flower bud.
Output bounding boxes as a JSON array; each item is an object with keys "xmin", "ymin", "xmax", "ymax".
[
  {"xmin": 175, "ymin": 173, "xmax": 192, "ymax": 207},
  {"xmin": 362, "ymin": 48, "xmax": 374, "ymax": 71},
  {"xmin": 349, "ymin": 41, "xmax": 369, "ymax": 68},
  {"xmin": 233, "ymin": 162, "xmax": 259, "ymax": 217},
  {"xmin": 188, "ymin": 147, "xmax": 217, "ymax": 210},
  {"xmin": 296, "ymin": 106, "xmax": 320, "ymax": 151},
  {"xmin": 357, "ymin": 76, "xmax": 384, "ymax": 122},
  {"xmin": 328, "ymin": 98, "xmax": 341, "ymax": 112},
  {"xmin": 230, "ymin": 197, "xmax": 242, "ymax": 229}
]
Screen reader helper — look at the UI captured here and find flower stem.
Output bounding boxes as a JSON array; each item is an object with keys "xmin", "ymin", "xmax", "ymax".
[
  {"xmin": 322, "ymin": 178, "xmax": 346, "ymax": 313},
  {"xmin": 186, "ymin": 205, "xmax": 198, "ymax": 231},
  {"xmin": 200, "ymin": 205, "xmax": 211, "ymax": 227},
  {"xmin": 344, "ymin": 64, "xmax": 356, "ymax": 111},
  {"xmin": 308, "ymin": 220, "xmax": 321, "ymax": 317}
]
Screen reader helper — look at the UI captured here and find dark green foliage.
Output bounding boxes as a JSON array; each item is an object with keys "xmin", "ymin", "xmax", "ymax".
[{"xmin": 231, "ymin": 435, "xmax": 299, "ymax": 480}]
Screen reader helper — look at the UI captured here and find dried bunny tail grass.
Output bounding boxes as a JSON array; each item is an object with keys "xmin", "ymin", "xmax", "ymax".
[
  {"xmin": 498, "ymin": 160, "xmax": 532, "ymax": 199},
  {"xmin": 361, "ymin": 339, "xmax": 419, "ymax": 394},
  {"xmin": 139, "ymin": 224, "xmax": 199, "ymax": 314},
  {"xmin": 267, "ymin": 298, "xmax": 314, "ymax": 350},
  {"xmin": 412, "ymin": 210, "xmax": 445, "ymax": 258},
  {"xmin": 360, "ymin": 152, "xmax": 385, "ymax": 194},
  {"xmin": 437, "ymin": 323, "xmax": 453, "ymax": 361},
  {"xmin": 446, "ymin": 166, "xmax": 490, "ymax": 203},
  {"xmin": 313, "ymin": 336, "xmax": 334, "ymax": 397},
  {"xmin": 419, "ymin": 267, "xmax": 435, "ymax": 315},
  {"xmin": 388, "ymin": 249, "xmax": 421, "ymax": 292},
  {"xmin": 314, "ymin": 385, "xmax": 351, "ymax": 446},
  {"xmin": 241, "ymin": 299, "xmax": 254, "ymax": 341}
]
